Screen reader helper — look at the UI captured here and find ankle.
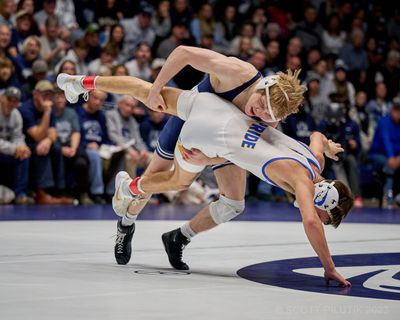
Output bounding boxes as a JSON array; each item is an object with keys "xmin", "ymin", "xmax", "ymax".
[
  {"xmin": 81, "ymin": 75, "xmax": 98, "ymax": 90},
  {"xmin": 129, "ymin": 177, "xmax": 145, "ymax": 195}
]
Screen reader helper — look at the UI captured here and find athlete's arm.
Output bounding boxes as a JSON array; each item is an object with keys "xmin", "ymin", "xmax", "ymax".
[
  {"xmin": 147, "ymin": 46, "xmax": 256, "ymax": 110},
  {"xmin": 294, "ymin": 177, "xmax": 350, "ymax": 287},
  {"xmin": 309, "ymin": 132, "xmax": 344, "ymax": 171}
]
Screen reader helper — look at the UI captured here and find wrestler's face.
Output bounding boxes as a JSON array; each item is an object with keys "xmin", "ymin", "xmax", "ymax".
[
  {"xmin": 316, "ymin": 207, "xmax": 331, "ymax": 225},
  {"xmin": 245, "ymin": 92, "xmax": 275, "ymax": 122}
]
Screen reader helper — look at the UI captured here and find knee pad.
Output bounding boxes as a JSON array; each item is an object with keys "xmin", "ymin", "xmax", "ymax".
[{"xmin": 209, "ymin": 195, "xmax": 245, "ymax": 225}]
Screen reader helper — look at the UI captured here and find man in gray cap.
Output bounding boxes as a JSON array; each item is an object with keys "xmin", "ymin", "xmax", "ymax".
[
  {"xmin": 19, "ymin": 80, "xmax": 74, "ymax": 204},
  {"xmin": 22, "ymin": 59, "xmax": 49, "ymax": 100},
  {"xmin": 0, "ymin": 87, "xmax": 35, "ymax": 204}
]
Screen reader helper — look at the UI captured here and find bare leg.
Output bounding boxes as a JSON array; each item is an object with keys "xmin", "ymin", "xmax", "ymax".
[
  {"xmin": 126, "ymin": 152, "xmax": 174, "ymax": 215},
  {"xmin": 189, "ymin": 165, "xmax": 247, "ymax": 233},
  {"xmin": 94, "ymin": 76, "xmax": 181, "ymax": 116},
  {"xmin": 127, "ymin": 160, "xmax": 198, "ymax": 212}
]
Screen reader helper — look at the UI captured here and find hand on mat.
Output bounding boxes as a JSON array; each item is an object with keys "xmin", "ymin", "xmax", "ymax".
[
  {"xmin": 324, "ymin": 140, "xmax": 344, "ymax": 161},
  {"xmin": 324, "ymin": 269, "xmax": 351, "ymax": 287}
]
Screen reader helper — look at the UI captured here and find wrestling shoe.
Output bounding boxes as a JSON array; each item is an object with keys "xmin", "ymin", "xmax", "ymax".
[
  {"xmin": 56, "ymin": 73, "xmax": 89, "ymax": 103},
  {"xmin": 162, "ymin": 228, "xmax": 190, "ymax": 270},
  {"xmin": 112, "ymin": 171, "xmax": 142, "ymax": 217},
  {"xmin": 114, "ymin": 219, "xmax": 135, "ymax": 265}
]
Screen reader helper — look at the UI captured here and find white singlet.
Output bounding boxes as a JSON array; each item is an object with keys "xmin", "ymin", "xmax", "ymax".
[{"xmin": 174, "ymin": 90, "xmax": 321, "ymax": 186}]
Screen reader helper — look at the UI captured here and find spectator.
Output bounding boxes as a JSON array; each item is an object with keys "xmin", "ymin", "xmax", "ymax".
[
  {"xmin": 54, "ymin": 88, "xmax": 92, "ymax": 205},
  {"xmin": 95, "ymin": 0, "xmax": 123, "ymax": 29},
  {"xmin": 229, "ymin": 21, "xmax": 264, "ymax": 56},
  {"xmin": 39, "ymin": 15, "xmax": 69, "ymax": 73},
  {"xmin": 140, "ymin": 109, "xmax": 168, "ymax": 153},
  {"xmin": 21, "ymin": 59, "xmax": 50, "ymax": 101},
  {"xmin": 14, "ymin": 35, "xmax": 41, "ymax": 80},
  {"xmin": 76, "ymin": 90, "xmax": 110, "ymax": 204},
  {"xmin": 84, "ymin": 23, "xmax": 102, "ymax": 63},
  {"xmin": 377, "ymin": 50, "xmax": 400, "ymax": 100},
  {"xmin": 282, "ymin": 104, "xmax": 316, "ymax": 145},
  {"xmin": 120, "ymin": 5, "xmax": 155, "ymax": 63},
  {"xmin": 319, "ymin": 101, "xmax": 363, "ymax": 207},
  {"xmin": 305, "ymin": 47, "xmax": 321, "ymax": 72},
  {"xmin": 125, "ymin": 42, "xmax": 152, "ymax": 80},
  {"xmin": 367, "ymin": 82, "xmax": 392, "ymax": 134},
  {"xmin": 321, "ymin": 13, "xmax": 346, "ymax": 55},
  {"xmin": 55, "ymin": 0, "xmax": 79, "ymax": 38},
  {"xmin": 0, "ymin": 87, "xmax": 34, "ymax": 204},
  {"xmin": 104, "ymin": 24, "xmax": 125, "ymax": 63},
  {"xmin": 17, "ymin": 0, "xmax": 34, "ymax": 16},
  {"xmin": 369, "ymin": 98, "xmax": 400, "ymax": 207},
  {"xmin": 326, "ymin": 60, "xmax": 355, "ymax": 107},
  {"xmin": 214, "ymin": 5, "xmax": 237, "ymax": 52},
  {"xmin": 264, "ymin": 40, "xmax": 280, "ymax": 74},
  {"xmin": 304, "ymin": 71, "xmax": 330, "ymax": 126},
  {"xmin": 251, "ymin": 7, "xmax": 267, "ymax": 40},
  {"xmin": 264, "ymin": 23, "xmax": 281, "ymax": 44},
  {"xmin": 339, "ymin": 28, "xmax": 368, "ymax": 88},
  {"xmin": 313, "ymin": 57, "xmax": 331, "ymax": 101},
  {"xmin": 19, "ymin": 80, "xmax": 73, "ymax": 204},
  {"xmin": 57, "ymin": 59, "xmax": 76, "ymax": 76},
  {"xmin": 170, "ymin": 0, "xmax": 191, "ymax": 28},
  {"xmin": 88, "ymin": 43, "xmax": 119, "ymax": 75},
  {"xmin": 387, "ymin": 9, "xmax": 400, "ymax": 40},
  {"xmin": 151, "ymin": 0, "xmax": 171, "ymax": 39},
  {"xmin": 0, "ymin": 0, "xmax": 16, "ymax": 28},
  {"xmin": 237, "ymin": 36, "xmax": 254, "ymax": 60},
  {"xmin": 351, "ymin": 90, "xmax": 373, "ymax": 151},
  {"xmin": 294, "ymin": 5, "xmax": 323, "ymax": 51},
  {"xmin": 34, "ymin": 0, "xmax": 57, "ymax": 35},
  {"xmin": 248, "ymin": 50, "xmax": 266, "ymax": 73},
  {"xmin": 109, "ymin": 64, "xmax": 129, "ymax": 102},
  {"xmin": 0, "ymin": 57, "xmax": 19, "ymax": 94},
  {"xmin": 157, "ymin": 22, "xmax": 188, "ymax": 59},
  {"xmin": 191, "ymin": 3, "xmax": 216, "ymax": 46},
  {"xmin": 106, "ymin": 95, "xmax": 149, "ymax": 179},
  {"xmin": 56, "ymin": 38, "xmax": 89, "ymax": 74},
  {"xmin": 9, "ymin": 10, "xmax": 39, "ymax": 57},
  {"xmin": 0, "ymin": 23, "xmax": 12, "ymax": 59},
  {"xmin": 285, "ymin": 37, "xmax": 303, "ymax": 61}
]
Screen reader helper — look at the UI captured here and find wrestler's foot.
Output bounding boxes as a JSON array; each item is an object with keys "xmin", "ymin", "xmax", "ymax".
[
  {"xmin": 56, "ymin": 73, "xmax": 89, "ymax": 103},
  {"xmin": 114, "ymin": 219, "xmax": 135, "ymax": 265},
  {"xmin": 112, "ymin": 171, "xmax": 142, "ymax": 217},
  {"xmin": 162, "ymin": 228, "xmax": 190, "ymax": 270}
]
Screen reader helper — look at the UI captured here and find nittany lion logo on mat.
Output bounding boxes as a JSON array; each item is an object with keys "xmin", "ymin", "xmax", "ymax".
[{"xmin": 237, "ymin": 253, "xmax": 400, "ymax": 301}]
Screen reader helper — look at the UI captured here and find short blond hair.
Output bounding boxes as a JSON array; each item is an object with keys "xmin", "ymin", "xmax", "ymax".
[{"xmin": 264, "ymin": 69, "xmax": 306, "ymax": 120}]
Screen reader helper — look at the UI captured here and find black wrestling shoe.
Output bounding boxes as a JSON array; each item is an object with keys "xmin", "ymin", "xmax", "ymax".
[
  {"xmin": 114, "ymin": 220, "xmax": 135, "ymax": 265},
  {"xmin": 161, "ymin": 228, "xmax": 190, "ymax": 270}
]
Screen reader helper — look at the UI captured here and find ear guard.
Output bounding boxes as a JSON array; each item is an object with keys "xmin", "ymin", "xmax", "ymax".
[
  {"xmin": 293, "ymin": 181, "xmax": 339, "ymax": 216},
  {"xmin": 255, "ymin": 75, "xmax": 289, "ymax": 122}
]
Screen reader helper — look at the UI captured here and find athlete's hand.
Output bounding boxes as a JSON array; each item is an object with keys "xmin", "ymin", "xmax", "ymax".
[
  {"xmin": 324, "ymin": 269, "xmax": 351, "ymax": 287},
  {"xmin": 182, "ymin": 147, "xmax": 211, "ymax": 165},
  {"xmin": 146, "ymin": 89, "xmax": 166, "ymax": 112},
  {"xmin": 324, "ymin": 140, "xmax": 344, "ymax": 161}
]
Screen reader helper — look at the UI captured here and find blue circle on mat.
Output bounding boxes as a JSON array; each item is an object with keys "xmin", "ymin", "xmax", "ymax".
[{"xmin": 237, "ymin": 253, "xmax": 400, "ymax": 301}]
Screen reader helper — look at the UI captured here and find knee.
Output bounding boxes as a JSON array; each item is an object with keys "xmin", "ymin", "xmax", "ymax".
[{"xmin": 209, "ymin": 195, "xmax": 245, "ymax": 224}]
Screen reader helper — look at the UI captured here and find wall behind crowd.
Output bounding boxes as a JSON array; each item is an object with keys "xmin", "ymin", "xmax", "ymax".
[{"xmin": 0, "ymin": 0, "xmax": 399, "ymax": 206}]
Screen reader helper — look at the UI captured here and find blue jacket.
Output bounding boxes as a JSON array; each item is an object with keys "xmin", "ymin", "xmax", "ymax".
[{"xmin": 370, "ymin": 115, "xmax": 400, "ymax": 158}]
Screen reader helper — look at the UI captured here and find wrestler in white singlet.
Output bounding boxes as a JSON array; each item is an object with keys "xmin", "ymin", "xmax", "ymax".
[{"xmin": 174, "ymin": 89, "xmax": 322, "ymax": 185}]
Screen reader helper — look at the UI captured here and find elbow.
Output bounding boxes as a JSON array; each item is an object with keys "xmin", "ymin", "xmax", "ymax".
[
  {"xmin": 303, "ymin": 217, "xmax": 321, "ymax": 230},
  {"xmin": 310, "ymin": 131, "xmax": 324, "ymax": 140}
]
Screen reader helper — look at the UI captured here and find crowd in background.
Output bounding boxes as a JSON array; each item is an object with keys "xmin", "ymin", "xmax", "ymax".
[{"xmin": 0, "ymin": 0, "xmax": 399, "ymax": 207}]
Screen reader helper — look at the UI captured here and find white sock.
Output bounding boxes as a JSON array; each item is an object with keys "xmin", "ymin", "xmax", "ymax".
[
  {"xmin": 121, "ymin": 212, "xmax": 138, "ymax": 226},
  {"xmin": 180, "ymin": 222, "xmax": 196, "ymax": 239}
]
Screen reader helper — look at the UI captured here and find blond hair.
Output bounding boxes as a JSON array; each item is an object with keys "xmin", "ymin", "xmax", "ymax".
[{"xmin": 263, "ymin": 69, "xmax": 306, "ymax": 120}]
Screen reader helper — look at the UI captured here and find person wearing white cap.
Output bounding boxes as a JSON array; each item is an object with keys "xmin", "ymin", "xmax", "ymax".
[{"xmin": 58, "ymin": 69, "xmax": 354, "ymax": 287}]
